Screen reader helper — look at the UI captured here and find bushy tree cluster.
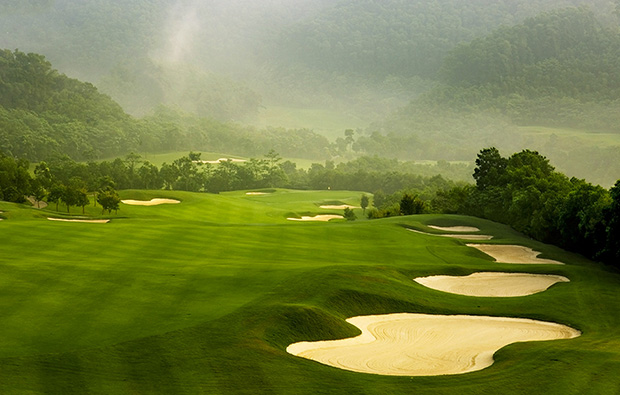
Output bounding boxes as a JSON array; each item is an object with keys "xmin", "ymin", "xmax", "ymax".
[{"xmin": 433, "ymin": 147, "xmax": 620, "ymax": 267}]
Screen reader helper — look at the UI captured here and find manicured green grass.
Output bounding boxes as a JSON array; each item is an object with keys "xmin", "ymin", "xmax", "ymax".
[{"xmin": 0, "ymin": 190, "xmax": 618, "ymax": 394}]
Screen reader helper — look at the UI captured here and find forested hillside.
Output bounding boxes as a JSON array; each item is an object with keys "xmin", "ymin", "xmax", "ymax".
[
  {"xmin": 0, "ymin": 50, "xmax": 332, "ymax": 162},
  {"xmin": 361, "ymin": 7, "xmax": 620, "ymax": 187},
  {"xmin": 276, "ymin": 0, "xmax": 615, "ymax": 80},
  {"xmin": 2, "ymin": 0, "xmax": 615, "ymax": 118}
]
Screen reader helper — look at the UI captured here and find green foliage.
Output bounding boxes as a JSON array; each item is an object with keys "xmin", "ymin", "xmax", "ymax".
[
  {"xmin": 0, "ymin": 153, "xmax": 30, "ymax": 203},
  {"xmin": 441, "ymin": 147, "xmax": 619, "ymax": 267},
  {"xmin": 343, "ymin": 207, "xmax": 356, "ymax": 221},
  {"xmin": 96, "ymin": 187, "xmax": 120, "ymax": 214},
  {"xmin": 360, "ymin": 194, "xmax": 369, "ymax": 212}
]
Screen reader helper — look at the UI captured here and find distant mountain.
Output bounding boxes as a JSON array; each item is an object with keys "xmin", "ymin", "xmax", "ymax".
[
  {"xmin": 1, "ymin": 0, "xmax": 615, "ymax": 118},
  {"xmin": 274, "ymin": 0, "xmax": 616, "ymax": 80}
]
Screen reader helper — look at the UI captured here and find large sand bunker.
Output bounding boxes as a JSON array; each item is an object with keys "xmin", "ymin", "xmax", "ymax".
[
  {"xmin": 407, "ymin": 229, "xmax": 493, "ymax": 240},
  {"xmin": 121, "ymin": 198, "xmax": 180, "ymax": 206},
  {"xmin": 287, "ymin": 313, "xmax": 580, "ymax": 376},
  {"xmin": 319, "ymin": 205, "xmax": 360, "ymax": 210},
  {"xmin": 467, "ymin": 244, "xmax": 564, "ymax": 265},
  {"xmin": 48, "ymin": 218, "xmax": 110, "ymax": 223},
  {"xmin": 287, "ymin": 215, "xmax": 344, "ymax": 222},
  {"xmin": 414, "ymin": 272, "xmax": 570, "ymax": 297},
  {"xmin": 428, "ymin": 225, "xmax": 480, "ymax": 232}
]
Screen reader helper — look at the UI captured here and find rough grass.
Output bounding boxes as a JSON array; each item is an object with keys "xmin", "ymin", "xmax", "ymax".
[{"xmin": 0, "ymin": 190, "xmax": 619, "ymax": 394}]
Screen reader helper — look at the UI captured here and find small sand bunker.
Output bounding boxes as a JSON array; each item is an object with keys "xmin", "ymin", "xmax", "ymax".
[
  {"xmin": 195, "ymin": 158, "xmax": 247, "ymax": 164},
  {"xmin": 48, "ymin": 218, "xmax": 110, "ymax": 224},
  {"xmin": 121, "ymin": 198, "xmax": 180, "ymax": 206},
  {"xmin": 467, "ymin": 244, "xmax": 564, "ymax": 265},
  {"xmin": 319, "ymin": 205, "xmax": 360, "ymax": 209},
  {"xmin": 287, "ymin": 313, "xmax": 580, "ymax": 376},
  {"xmin": 428, "ymin": 225, "xmax": 480, "ymax": 232},
  {"xmin": 407, "ymin": 229, "xmax": 493, "ymax": 240},
  {"xmin": 246, "ymin": 192, "xmax": 268, "ymax": 195},
  {"xmin": 287, "ymin": 215, "xmax": 344, "ymax": 222},
  {"xmin": 414, "ymin": 272, "xmax": 570, "ymax": 297}
]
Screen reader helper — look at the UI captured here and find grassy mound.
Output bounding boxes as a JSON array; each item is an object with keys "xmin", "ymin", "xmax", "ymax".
[{"xmin": 0, "ymin": 190, "xmax": 618, "ymax": 394}]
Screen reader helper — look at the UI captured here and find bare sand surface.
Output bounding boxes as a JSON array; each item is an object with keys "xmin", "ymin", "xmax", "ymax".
[
  {"xmin": 467, "ymin": 244, "xmax": 564, "ymax": 264},
  {"xmin": 414, "ymin": 272, "xmax": 570, "ymax": 297},
  {"xmin": 407, "ymin": 229, "xmax": 493, "ymax": 240},
  {"xmin": 27, "ymin": 196, "xmax": 48, "ymax": 209},
  {"xmin": 287, "ymin": 215, "xmax": 344, "ymax": 222},
  {"xmin": 319, "ymin": 205, "xmax": 360, "ymax": 209},
  {"xmin": 428, "ymin": 225, "xmax": 480, "ymax": 232},
  {"xmin": 246, "ymin": 192, "xmax": 268, "ymax": 195},
  {"xmin": 287, "ymin": 313, "xmax": 580, "ymax": 376},
  {"xmin": 48, "ymin": 218, "xmax": 110, "ymax": 223},
  {"xmin": 195, "ymin": 158, "xmax": 247, "ymax": 164},
  {"xmin": 121, "ymin": 198, "xmax": 180, "ymax": 206}
]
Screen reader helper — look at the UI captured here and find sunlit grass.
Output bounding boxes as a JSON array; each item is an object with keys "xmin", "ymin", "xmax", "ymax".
[{"xmin": 0, "ymin": 190, "xmax": 618, "ymax": 394}]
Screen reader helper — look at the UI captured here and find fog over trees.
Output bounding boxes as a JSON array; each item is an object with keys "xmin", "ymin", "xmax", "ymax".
[{"xmin": 1, "ymin": 1, "xmax": 619, "ymax": 185}]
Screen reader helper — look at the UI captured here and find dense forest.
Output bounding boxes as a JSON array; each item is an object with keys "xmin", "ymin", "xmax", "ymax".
[
  {"xmin": 365, "ymin": 7, "xmax": 620, "ymax": 187},
  {"xmin": 0, "ymin": 49, "xmax": 334, "ymax": 161}
]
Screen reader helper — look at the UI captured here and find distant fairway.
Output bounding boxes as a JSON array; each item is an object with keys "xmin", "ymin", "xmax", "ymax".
[{"xmin": 0, "ymin": 190, "xmax": 619, "ymax": 394}]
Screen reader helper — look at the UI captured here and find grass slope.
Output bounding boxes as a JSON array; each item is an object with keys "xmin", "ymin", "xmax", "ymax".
[{"xmin": 0, "ymin": 191, "xmax": 618, "ymax": 394}]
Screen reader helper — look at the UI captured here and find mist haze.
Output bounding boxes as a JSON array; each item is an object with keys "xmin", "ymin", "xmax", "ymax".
[{"xmin": 1, "ymin": 0, "xmax": 620, "ymax": 185}]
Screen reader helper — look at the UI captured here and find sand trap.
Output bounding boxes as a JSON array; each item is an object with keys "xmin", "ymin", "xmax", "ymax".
[
  {"xmin": 287, "ymin": 313, "xmax": 580, "ymax": 376},
  {"xmin": 414, "ymin": 272, "xmax": 570, "ymax": 297},
  {"xmin": 195, "ymin": 158, "xmax": 247, "ymax": 164},
  {"xmin": 121, "ymin": 198, "xmax": 180, "ymax": 206},
  {"xmin": 246, "ymin": 192, "xmax": 268, "ymax": 195},
  {"xmin": 287, "ymin": 215, "xmax": 344, "ymax": 222},
  {"xmin": 319, "ymin": 205, "xmax": 360, "ymax": 209},
  {"xmin": 467, "ymin": 244, "xmax": 564, "ymax": 265},
  {"xmin": 428, "ymin": 225, "xmax": 480, "ymax": 232},
  {"xmin": 407, "ymin": 229, "xmax": 493, "ymax": 240},
  {"xmin": 48, "ymin": 218, "xmax": 110, "ymax": 224}
]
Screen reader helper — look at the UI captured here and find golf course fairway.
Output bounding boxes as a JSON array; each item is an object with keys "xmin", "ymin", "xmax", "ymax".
[{"xmin": 0, "ymin": 188, "xmax": 618, "ymax": 394}]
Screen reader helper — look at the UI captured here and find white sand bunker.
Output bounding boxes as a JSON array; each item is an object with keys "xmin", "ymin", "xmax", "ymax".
[
  {"xmin": 48, "ymin": 218, "xmax": 110, "ymax": 224},
  {"xmin": 287, "ymin": 313, "xmax": 580, "ymax": 376},
  {"xmin": 467, "ymin": 244, "xmax": 564, "ymax": 265},
  {"xmin": 319, "ymin": 205, "xmax": 360, "ymax": 209},
  {"xmin": 195, "ymin": 158, "xmax": 247, "ymax": 164},
  {"xmin": 246, "ymin": 192, "xmax": 268, "ymax": 195},
  {"xmin": 428, "ymin": 225, "xmax": 480, "ymax": 232},
  {"xmin": 414, "ymin": 272, "xmax": 570, "ymax": 297},
  {"xmin": 287, "ymin": 215, "xmax": 344, "ymax": 222},
  {"xmin": 121, "ymin": 198, "xmax": 180, "ymax": 206},
  {"xmin": 407, "ymin": 229, "xmax": 493, "ymax": 240}
]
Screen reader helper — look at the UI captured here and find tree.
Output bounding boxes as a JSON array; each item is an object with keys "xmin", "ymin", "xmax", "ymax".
[
  {"xmin": 97, "ymin": 188, "xmax": 121, "ymax": 214},
  {"xmin": 400, "ymin": 194, "xmax": 416, "ymax": 215},
  {"xmin": 343, "ymin": 207, "xmax": 356, "ymax": 221},
  {"xmin": 360, "ymin": 194, "xmax": 369, "ymax": 213},
  {"xmin": 473, "ymin": 147, "xmax": 507, "ymax": 190},
  {"xmin": 47, "ymin": 184, "xmax": 65, "ymax": 211},
  {"xmin": 30, "ymin": 179, "xmax": 47, "ymax": 208},
  {"xmin": 601, "ymin": 180, "xmax": 620, "ymax": 266}
]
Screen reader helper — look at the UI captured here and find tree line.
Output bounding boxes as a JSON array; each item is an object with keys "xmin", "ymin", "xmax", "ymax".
[
  {"xmin": 1, "ymin": 147, "xmax": 618, "ymax": 267},
  {"xmin": 429, "ymin": 147, "xmax": 620, "ymax": 268}
]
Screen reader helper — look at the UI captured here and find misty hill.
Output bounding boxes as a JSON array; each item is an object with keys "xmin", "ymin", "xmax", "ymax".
[
  {"xmin": 359, "ymin": 7, "xmax": 620, "ymax": 186},
  {"xmin": 0, "ymin": 49, "xmax": 135, "ymax": 160},
  {"xmin": 1, "ymin": 0, "xmax": 616, "ymax": 120},
  {"xmin": 0, "ymin": 49, "xmax": 332, "ymax": 162},
  {"xmin": 275, "ymin": 0, "xmax": 615, "ymax": 80}
]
